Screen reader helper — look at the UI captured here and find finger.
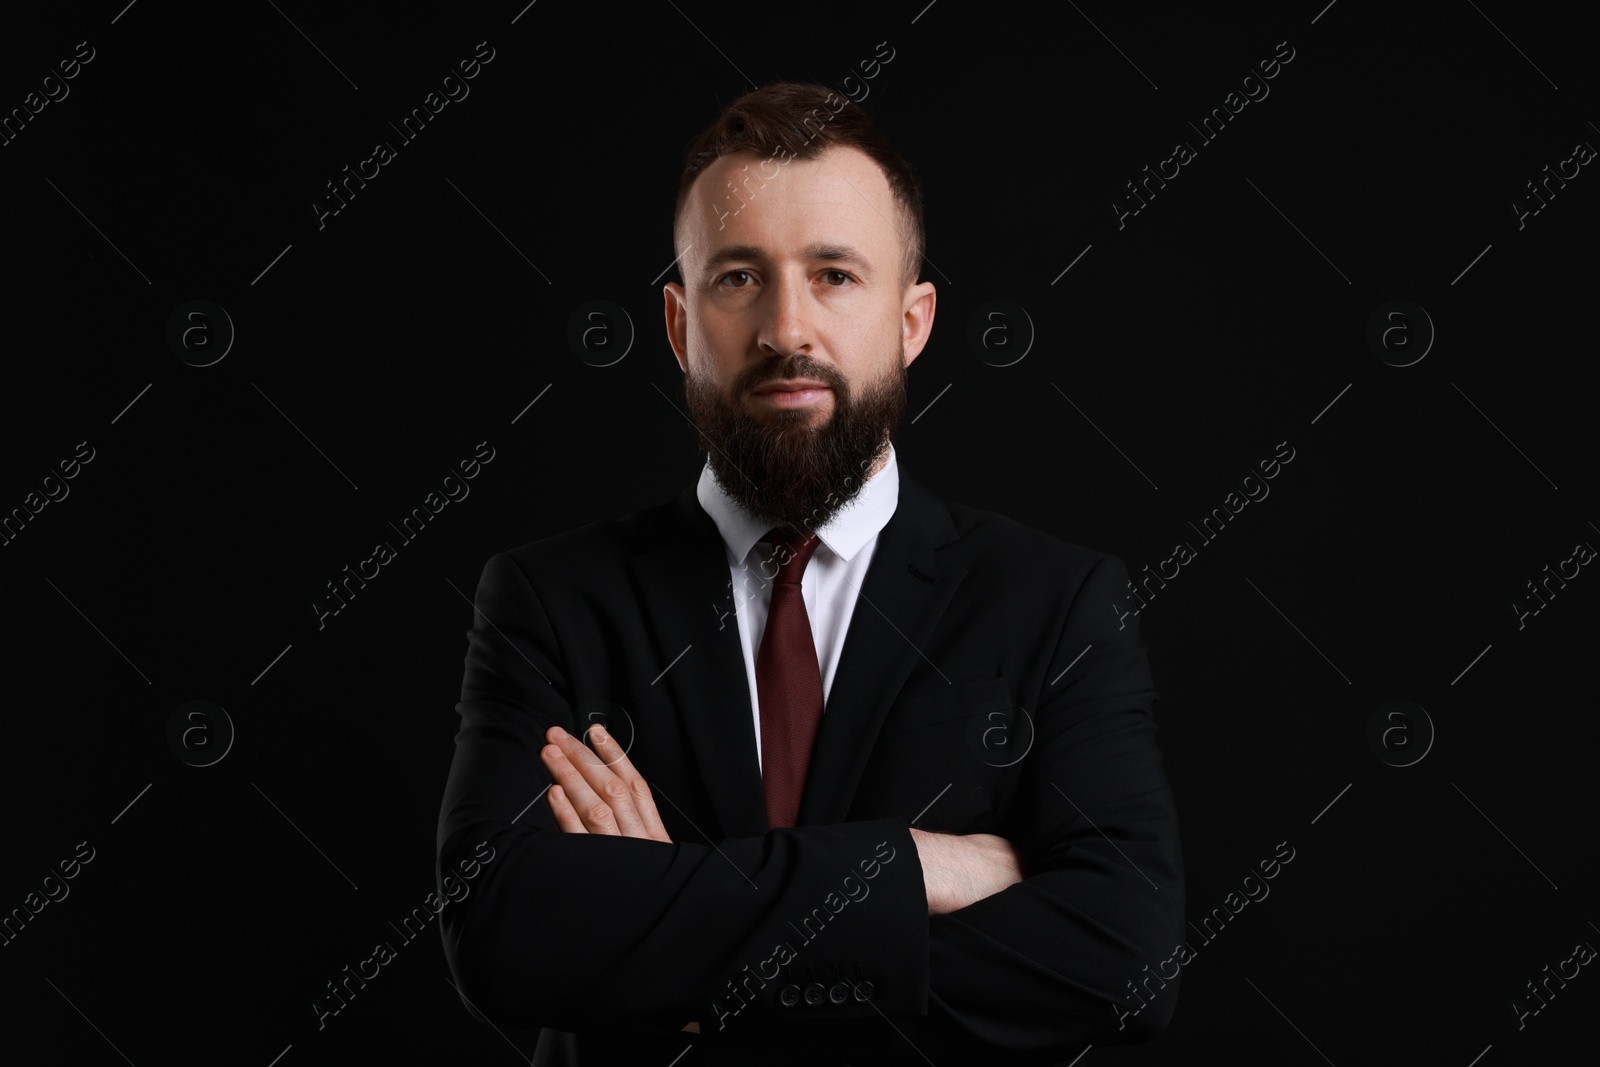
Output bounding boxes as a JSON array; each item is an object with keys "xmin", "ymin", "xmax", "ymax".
[
  {"xmin": 544, "ymin": 726, "xmax": 665, "ymax": 841},
  {"xmin": 631, "ymin": 777, "xmax": 671, "ymax": 843},
  {"xmin": 546, "ymin": 784, "xmax": 587, "ymax": 834},
  {"xmin": 555, "ymin": 726, "xmax": 652, "ymax": 839},
  {"xmin": 589, "ymin": 726, "xmax": 671, "ymax": 842},
  {"xmin": 541, "ymin": 742, "xmax": 619, "ymax": 835}
]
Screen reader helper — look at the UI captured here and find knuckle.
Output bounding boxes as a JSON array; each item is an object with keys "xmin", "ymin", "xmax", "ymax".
[
  {"xmin": 604, "ymin": 778, "xmax": 631, "ymax": 801},
  {"xmin": 587, "ymin": 801, "xmax": 614, "ymax": 824}
]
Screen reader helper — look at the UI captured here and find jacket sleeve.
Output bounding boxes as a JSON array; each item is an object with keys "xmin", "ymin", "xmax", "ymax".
[
  {"xmin": 436, "ymin": 551, "xmax": 932, "ymax": 1036},
  {"xmin": 917, "ymin": 552, "xmax": 1186, "ymax": 1055}
]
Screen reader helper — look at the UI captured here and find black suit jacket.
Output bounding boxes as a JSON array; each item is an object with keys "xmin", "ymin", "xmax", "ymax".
[{"xmin": 437, "ymin": 464, "xmax": 1185, "ymax": 1066}]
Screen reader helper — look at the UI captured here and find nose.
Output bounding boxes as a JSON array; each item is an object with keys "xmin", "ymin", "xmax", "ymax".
[{"xmin": 756, "ymin": 269, "xmax": 815, "ymax": 359}]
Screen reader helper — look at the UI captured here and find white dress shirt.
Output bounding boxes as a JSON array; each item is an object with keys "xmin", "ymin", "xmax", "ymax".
[{"xmin": 695, "ymin": 443, "xmax": 900, "ymax": 774}]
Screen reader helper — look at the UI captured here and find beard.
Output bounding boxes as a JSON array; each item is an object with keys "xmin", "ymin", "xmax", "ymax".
[{"xmin": 683, "ymin": 346, "xmax": 908, "ymax": 536}]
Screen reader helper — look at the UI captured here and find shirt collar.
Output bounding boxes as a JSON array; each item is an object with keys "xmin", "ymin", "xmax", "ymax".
[{"xmin": 696, "ymin": 443, "xmax": 900, "ymax": 566}]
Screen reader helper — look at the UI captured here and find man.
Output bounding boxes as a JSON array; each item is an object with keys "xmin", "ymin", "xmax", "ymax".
[{"xmin": 437, "ymin": 82, "xmax": 1184, "ymax": 1066}]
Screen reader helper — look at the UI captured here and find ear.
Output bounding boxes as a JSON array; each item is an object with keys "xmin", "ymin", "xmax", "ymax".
[
  {"xmin": 899, "ymin": 281, "xmax": 936, "ymax": 368},
  {"xmin": 663, "ymin": 282, "xmax": 689, "ymax": 373}
]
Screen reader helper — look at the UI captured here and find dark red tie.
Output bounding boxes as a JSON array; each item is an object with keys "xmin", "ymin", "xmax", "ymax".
[{"xmin": 756, "ymin": 527, "xmax": 825, "ymax": 829}]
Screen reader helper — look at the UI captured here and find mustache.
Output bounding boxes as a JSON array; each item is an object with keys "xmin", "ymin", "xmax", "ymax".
[{"xmin": 742, "ymin": 358, "xmax": 844, "ymax": 393}]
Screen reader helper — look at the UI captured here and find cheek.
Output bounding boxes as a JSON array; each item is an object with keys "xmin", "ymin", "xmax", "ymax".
[
  {"xmin": 690, "ymin": 308, "xmax": 744, "ymax": 355},
  {"xmin": 849, "ymin": 320, "xmax": 904, "ymax": 371},
  {"xmin": 698, "ymin": 319, "xmax": 765, "ymax": 376},
  {"xmin": 685, "ymin": 353, "xmax": 741, "ymax": 402}
]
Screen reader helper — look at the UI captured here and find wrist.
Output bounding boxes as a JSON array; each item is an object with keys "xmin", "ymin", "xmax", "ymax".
[{"xmin": 909, "ymin": 827, "xmax": 948, "ymax": 915}]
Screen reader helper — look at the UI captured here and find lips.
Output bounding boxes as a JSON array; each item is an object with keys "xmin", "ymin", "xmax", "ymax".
[{"xmin": 753, "ymin": 379, "xmax": 830, "ymax": 394}]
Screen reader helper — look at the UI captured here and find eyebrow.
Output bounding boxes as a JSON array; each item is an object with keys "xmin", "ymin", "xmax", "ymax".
[{"xmin": 698, "ymin": 242, "xmax": 875, "ymax": 279}]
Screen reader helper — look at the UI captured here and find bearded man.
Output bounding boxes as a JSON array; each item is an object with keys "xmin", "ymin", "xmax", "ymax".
[{"xmin": 437, "ymin": 81, "xmax": 1184, "ymax": 1067}]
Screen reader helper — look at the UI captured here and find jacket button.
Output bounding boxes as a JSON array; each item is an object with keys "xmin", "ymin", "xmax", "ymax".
[
  {"xmin": 803, "ymin": 982, "xmax": 826, "ymax": 1006},
  {"xmin": 852, "ymin": 980, "xmax": 875, "ymax": 1002},
  {"xmin": 779, "ymin": 984, "xmax": 801, "ymax": 1007},
  {"xmin": 828, "ymin": 981, "xmax": 850, "ymax": 1004}
]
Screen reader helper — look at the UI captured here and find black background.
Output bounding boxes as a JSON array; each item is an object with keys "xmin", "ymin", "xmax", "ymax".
[{"xmin": 2, "ymin": 1, "xmax": 1595, "ymax": 1064}]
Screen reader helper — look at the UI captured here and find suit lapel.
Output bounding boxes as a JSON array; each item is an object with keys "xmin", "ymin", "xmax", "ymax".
[
  {"xmin": 798, "ymin": 470, "xmax": 966, "ymax": 825},
  {"xmin": 630, "ymin": 484, "xmax": 770, "ymax": 838},
  {"xmin": 628, "ymin": 468, "xmax": 967, "ymax": 837}
]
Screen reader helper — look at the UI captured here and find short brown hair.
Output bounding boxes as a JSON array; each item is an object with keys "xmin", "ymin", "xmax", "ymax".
[{"xmin": 673, "ymin": 82, "xmax": 926, "ymax": 291}]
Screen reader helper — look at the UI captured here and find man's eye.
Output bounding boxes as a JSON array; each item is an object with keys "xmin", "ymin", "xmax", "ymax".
[
  {"xmin": 823, "ymin": 270, "xmax": 854, "ymax": 286},
  {"xmin": 718, "ymin": 270, "xmax": 754, "ymax": 287}
]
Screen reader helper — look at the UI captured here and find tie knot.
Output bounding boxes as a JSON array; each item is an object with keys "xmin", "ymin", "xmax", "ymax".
[{"xmin": 763, "ymin": 527, "xmax": 821, "ymax": 584}]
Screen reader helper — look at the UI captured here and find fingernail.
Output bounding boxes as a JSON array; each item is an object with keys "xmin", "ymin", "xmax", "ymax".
[
  {"xmin": 592, "ymin": 726, "xmax": 609, "ymax": 743},
  {"xmin": 549, "ymin": 726, "xmax": 567, "ymax": 740}
]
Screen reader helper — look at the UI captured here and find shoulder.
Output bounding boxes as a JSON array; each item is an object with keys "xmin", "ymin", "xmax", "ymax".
[
  {"xmin": 931, "ymin": 487, "xmax": 1118, "ymax": 590},
  {"xmin": 484, "ymin": 490, "xmax": 684, "ymax": 583}
]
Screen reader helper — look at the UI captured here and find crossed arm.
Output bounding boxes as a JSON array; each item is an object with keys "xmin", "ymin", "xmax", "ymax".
[
  {"xmin": 538, "ymin": 722, "xmax": 1026, "ymax": 1034},
  {"xmin": 442, "ymin": 549, "xmax": 1183, "ymax": 1051}
]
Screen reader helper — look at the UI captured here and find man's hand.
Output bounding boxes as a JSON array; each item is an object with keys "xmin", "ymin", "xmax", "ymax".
[
  {"xmin": 540, "ymin": 725, "xmax": 673, "ymax": 842},
  {"xmin": 909, "ymin": 828, "xmax": 1024, "ymax": 916}
]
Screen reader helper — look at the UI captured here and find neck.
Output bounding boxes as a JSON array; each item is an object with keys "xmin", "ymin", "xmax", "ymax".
[{"xmin": 865, "ymin": 440, "xmax": 892, "ymax": 481}]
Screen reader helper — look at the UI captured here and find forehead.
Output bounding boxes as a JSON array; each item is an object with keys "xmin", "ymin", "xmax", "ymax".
[{"xmin": 681, "ymin": 145, "xmax": 899, "ymax": 264}]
